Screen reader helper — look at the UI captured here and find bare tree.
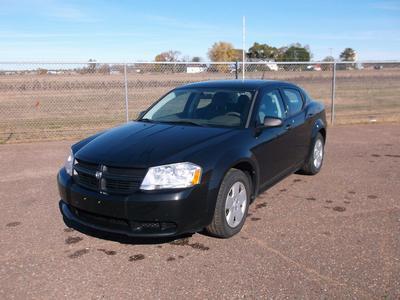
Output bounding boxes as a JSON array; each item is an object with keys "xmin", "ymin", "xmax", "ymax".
[
  {"xmin": 87, "ymin": 59, "xmax": 97, "ymax": 74},
  {"xmin": 154, "ymin": 50, "xmax": 181, "ymax": 62}
]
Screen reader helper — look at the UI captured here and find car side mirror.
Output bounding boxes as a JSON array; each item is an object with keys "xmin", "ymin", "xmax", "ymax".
[{"xmin": 263, "ymin": 117, "xmax": 283, "ymax": 127}]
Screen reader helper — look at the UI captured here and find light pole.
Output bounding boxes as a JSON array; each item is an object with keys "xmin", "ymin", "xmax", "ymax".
[{"xmin": 242, "ymin": 16, "xmax": 245, "ymax": 81}]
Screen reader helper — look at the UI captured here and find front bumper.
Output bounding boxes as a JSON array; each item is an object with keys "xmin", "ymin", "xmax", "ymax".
[{"xmin": 58, "ymin": 168, "xmax": 213, "ymax": 237}]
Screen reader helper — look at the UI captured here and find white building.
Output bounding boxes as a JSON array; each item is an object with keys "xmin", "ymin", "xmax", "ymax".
[{"xmin": 186, "ymin": 67, "xmax": 206, "ymax": 74}]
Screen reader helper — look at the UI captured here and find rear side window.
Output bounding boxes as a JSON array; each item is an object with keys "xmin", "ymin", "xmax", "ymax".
[{"xmin": 282, "ymin": 89, "xmax": 304, "ymax": 116}]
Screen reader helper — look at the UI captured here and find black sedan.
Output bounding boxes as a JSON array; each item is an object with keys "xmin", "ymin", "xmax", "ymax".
[{"xmin": 58, "ymin": 80, "xmax": 326, "ymax": 238}]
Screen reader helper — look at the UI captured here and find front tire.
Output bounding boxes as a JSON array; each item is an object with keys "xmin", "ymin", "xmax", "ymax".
[
  {"xmin": 300, "ymin": 132, "xmax": 325, "ymax": 175},
  {"xmin": 206, "ymin": 169, "xmax": 250, "ymax": 238}
]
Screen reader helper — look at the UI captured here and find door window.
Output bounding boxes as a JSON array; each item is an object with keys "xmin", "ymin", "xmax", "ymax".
[
  {"xmin": 282, "ymin": 89, "xmax": 304, "ymax": 116},
  {"xmin": 257, "ymin": 90, "xmax": 285, "ymax": 124}
]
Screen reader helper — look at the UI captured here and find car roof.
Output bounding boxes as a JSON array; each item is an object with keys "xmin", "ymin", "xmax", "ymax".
[{"xmin": 176, "ymin": 79, "xmax": 297, "ymax": 90}]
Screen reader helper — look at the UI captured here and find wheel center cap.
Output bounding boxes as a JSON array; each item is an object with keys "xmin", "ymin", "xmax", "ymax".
[{"xmin": 234, "ymin": 198, "xmax": 239, "ymax": 209}]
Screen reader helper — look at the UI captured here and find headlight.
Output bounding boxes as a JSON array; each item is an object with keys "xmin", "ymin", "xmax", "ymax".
[
  {"xmin": 140, "ymin": 162, "xmax": 202, "ymax": 190},
  {"xmin": 64, "ymin": 150, "xmax": 74, "ymax": 176}
]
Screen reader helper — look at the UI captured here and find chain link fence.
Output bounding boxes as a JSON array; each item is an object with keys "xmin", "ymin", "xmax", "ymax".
[{"xmin": 0, "ymin": 61, "xmax": 399, "ymax": 143}]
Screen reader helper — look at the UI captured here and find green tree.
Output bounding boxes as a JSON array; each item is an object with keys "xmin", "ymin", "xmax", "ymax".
[
  {"xmin": 281, "ymin": 46, "xmax": 311, "ymax": 62},
  {"xmin": 191, "ymin": 56, "xmax": 202, "ymax": 62},
  {"xmin": 339, "ymin": 48, "xmax": 356, "ymax": 61},
  {"xmin": 276, "ymin": 47, "xmax": 288, "ymax": 61},
  {"xmin": 247, "ymin": 42, "xmax": 278, "ymax": 60}
]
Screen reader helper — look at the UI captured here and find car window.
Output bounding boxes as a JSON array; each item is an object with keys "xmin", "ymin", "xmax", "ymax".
[
  {"xmin": 196, "ymin": 97, "xmax": 212, "ymax": 109},
  {"xmin": 151, "ymin": 91, "xmax": 190, "ymax": 119},
  {"xmin": 142, "ymin": 89, "xmax": 254, "ymax": 128},
  {"xmin": 282, "ymin": 88, "xmax": 303, "ymax": 115},
  {"xmin": 257, "ymin": 90, "xmax": 285, "ymax": 124}
]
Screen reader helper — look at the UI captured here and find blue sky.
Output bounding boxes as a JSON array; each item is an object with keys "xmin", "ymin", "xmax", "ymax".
[{"xmin": 0, "ymin": 0, "xmax": 399, "ymax": 61}]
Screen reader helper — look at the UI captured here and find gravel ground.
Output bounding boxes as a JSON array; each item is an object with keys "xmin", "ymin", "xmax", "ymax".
[{"xmin": 0, "ymin": 123, "xmax": 399, "ymax": 299}]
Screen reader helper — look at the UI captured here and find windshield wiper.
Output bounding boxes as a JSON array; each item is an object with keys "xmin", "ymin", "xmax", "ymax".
[
  {"xmin": 163, "ymin": 120, "xmax": 204, "ymax": 127},
  {"xmin": 138, "ymin": 118, "xmax": 154, "ymax": 123}
]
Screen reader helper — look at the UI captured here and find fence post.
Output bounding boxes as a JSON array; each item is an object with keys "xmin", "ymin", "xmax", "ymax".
[
  {"xmin": 330, "ymin": 62, "xmax": 336, "ymax": 125},
  {"xmin": 124, "ymin": 64, "xmax": 129, "ymax": 123},
  {"xmin": 235, "ymin": 61, "xmax": 238, "ymax": 79}
]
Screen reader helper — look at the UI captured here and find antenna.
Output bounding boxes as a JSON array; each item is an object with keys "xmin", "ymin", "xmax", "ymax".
[{"xmin": 242, "ymin": 16, "xmax": 245, "ymax": 81}]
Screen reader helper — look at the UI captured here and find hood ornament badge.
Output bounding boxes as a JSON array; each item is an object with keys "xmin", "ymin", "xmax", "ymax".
[{"xmin": 95, "ymin": 171, "xmax": 102, "ymax": 179}]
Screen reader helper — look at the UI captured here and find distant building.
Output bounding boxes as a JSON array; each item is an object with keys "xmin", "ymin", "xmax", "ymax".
[
  {"xmin": 186, "ymin": 67, "xmax": 206, "ymax": 74},
  {"xmin": 265, "ymin": 62, "xmax": 278, "ymax": 71},
  {"xmin": 306, "ymin": 64, "xmax": 322, "ymax": 71},
  {"xmin": 47, "ymin": 70, "xmax": 64, "ymax": 75}
]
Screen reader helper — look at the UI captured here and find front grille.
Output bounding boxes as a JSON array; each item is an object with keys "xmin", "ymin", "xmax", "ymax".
[
  {"xmin": 105, "ymin": 178, "xmax": 141, "ymax": 194},
  {"xmin": 73, "ymin": 158, "xmax": 146, "ymax": 195},
  {"xmin": 70, "ymin": 205, "xmax": 177, "ymax": 235},
  {"xmin": 73, "ymin": 206, "xmax": 130, "ymax": 228}
]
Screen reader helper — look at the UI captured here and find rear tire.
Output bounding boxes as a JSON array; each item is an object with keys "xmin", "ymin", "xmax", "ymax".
[
  {"xmin": 206, "ymin": 169, "xmax": 250, "ymax": 238},
  {"xmin": 300, "ymin": 132, "xmax": 324, "ymax": 175}
]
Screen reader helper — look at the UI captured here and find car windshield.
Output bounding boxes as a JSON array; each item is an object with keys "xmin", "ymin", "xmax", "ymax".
[{"xmin": 141, "ymin": 88, "xmax": 255, "ymax": 128}]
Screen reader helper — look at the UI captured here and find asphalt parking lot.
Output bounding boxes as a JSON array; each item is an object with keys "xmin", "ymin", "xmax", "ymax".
[{"xmin": 0, "ymin": 123, "xmax": 399, "ymax": 299}]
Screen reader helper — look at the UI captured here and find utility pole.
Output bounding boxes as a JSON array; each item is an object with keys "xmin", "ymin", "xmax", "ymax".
[
  {"xmin": 242, "ymin": 16, "xmax": 245, "ymax": 81},
  {"xmin": 329, "ymin": 47, "xmax": 333, "ymax": 57}
]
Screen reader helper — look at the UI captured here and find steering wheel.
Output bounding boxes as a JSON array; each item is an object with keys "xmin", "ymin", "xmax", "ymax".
[{"xmin": 226, "ymin": 112, "xmax": 241, "ymax": 118}]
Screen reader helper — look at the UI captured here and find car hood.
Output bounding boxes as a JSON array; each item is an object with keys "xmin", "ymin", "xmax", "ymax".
[{"xmin": 74, "ymin": 121, "xmax": 234, "ymax": 167}]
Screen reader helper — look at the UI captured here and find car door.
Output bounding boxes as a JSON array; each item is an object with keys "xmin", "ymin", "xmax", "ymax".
[
  {"xmin": 251, "ymin": 88, "xmax": 293, "ymax": 186},
  {"xmin": 280, "ymin": 87, "xmax": 309, "ymax": 166}
]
